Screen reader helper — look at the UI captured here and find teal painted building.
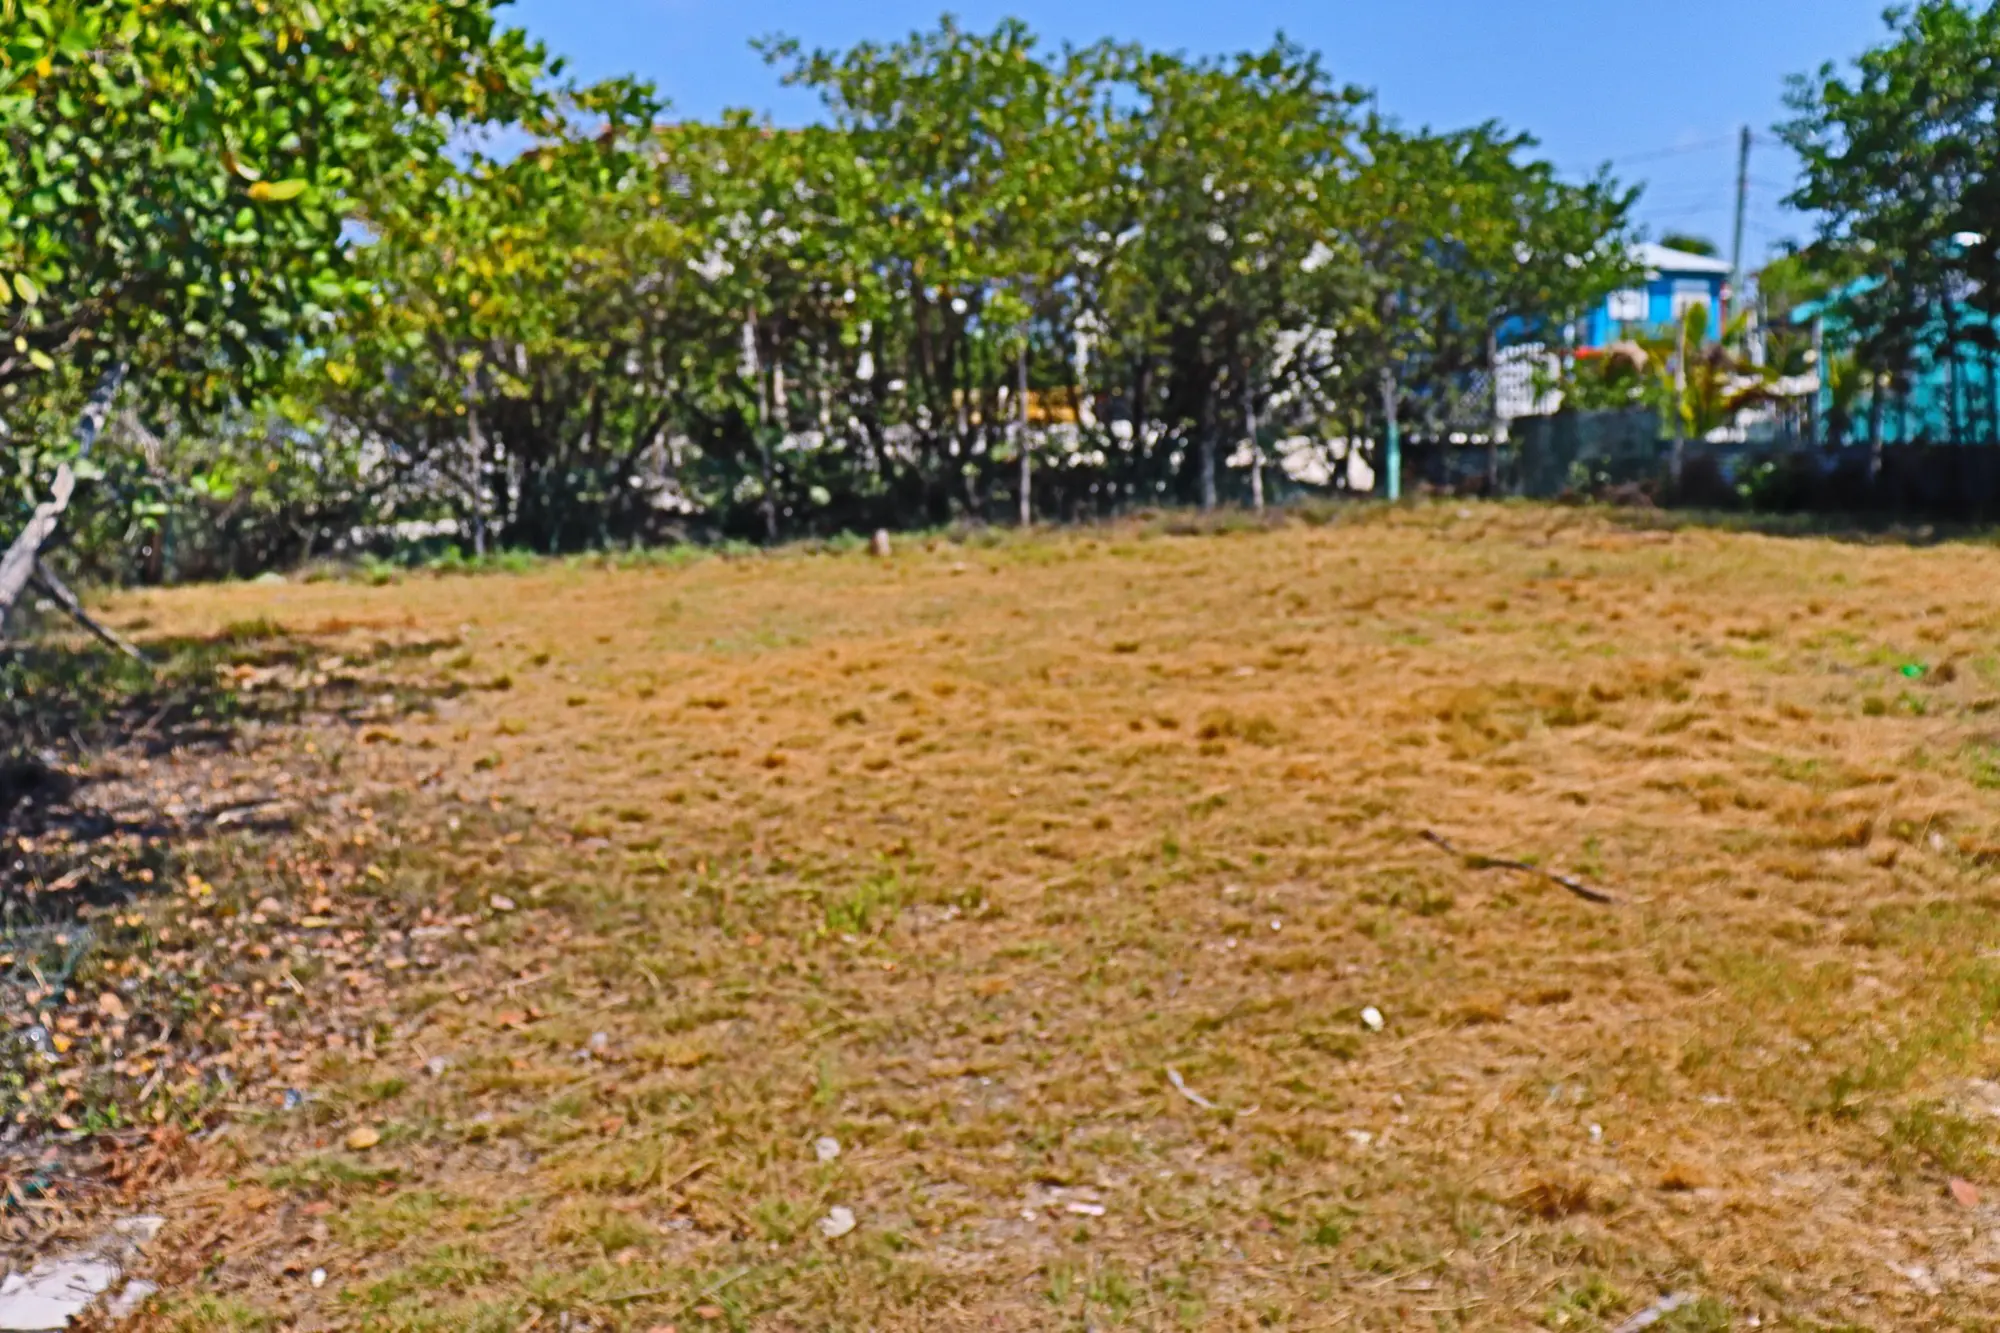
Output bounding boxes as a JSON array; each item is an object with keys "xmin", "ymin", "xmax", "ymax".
[{"xmin": 1795, "ymin": 279, "xmax": 2000, "ymax": 446}]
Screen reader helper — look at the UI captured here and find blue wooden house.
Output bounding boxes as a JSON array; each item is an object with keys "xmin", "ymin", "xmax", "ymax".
[{"xmin": 1576, "ymin": 243, "xmax": 1733, "ymax": 349}]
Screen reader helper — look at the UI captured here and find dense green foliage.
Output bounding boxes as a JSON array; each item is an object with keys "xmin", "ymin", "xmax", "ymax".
[
  {"xmin": 317, "ymin": 20, "xmax": 1635, "ymax": 551},
  {"xmin": 0, "ymin": 0, "xmax": 549, "ymax": 576},
  {"xmin": 5, "ymin": 8, "xmax": 1640, "ymax": 578},
  {"xmin": 1782, "ymin": 0, "xmax": 2000, "ymax": 385}
]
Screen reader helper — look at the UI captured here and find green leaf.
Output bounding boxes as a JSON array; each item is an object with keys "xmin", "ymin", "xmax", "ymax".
[
  {"xmin": 249, "ymin": 179, "xmax": 310, "ymax": 203},
  {"xmin": 26, "ymin": 349, "xmax": 55, "ymax": 372},
  {"xmin": 12, "ymin": 273, "xmax": 38, "ymax": 306}
]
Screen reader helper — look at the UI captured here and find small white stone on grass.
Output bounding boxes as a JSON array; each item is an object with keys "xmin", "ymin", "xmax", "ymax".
[
  {"xmin": 1360, "ymin": 1006, "xmax": 1385, "ymax": 1032},
  {"xmin": 1064, "ymin": 1201, "xmax": 1106, "ymax": 1218},
  {"xmin": 310, "ymin": 1268, "xmax": 327, "ymax": 1289},
  {"xmin": 814, "ymin": 1136, "xmax": 841, "ymax": 1163},
  {"xmin": 818, "ymin": 1206, "xmax": 857, "ymax": 1240}
]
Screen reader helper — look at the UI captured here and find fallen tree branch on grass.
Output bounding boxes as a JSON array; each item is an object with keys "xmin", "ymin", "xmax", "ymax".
[
  {"xmin": 30, "ymin": 561, "xmax": 152, "ymax": 669},
  {"xmin": 0, "ymin": 365, "xmax": 126, "ymax": 637},
  {"xmin": 1420, "ymin": 829, "xmax": 1617, "ymax": 905}
]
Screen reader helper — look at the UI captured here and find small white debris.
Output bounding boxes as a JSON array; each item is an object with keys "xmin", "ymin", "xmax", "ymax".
[
  {"xmin": 1167, "ymin": 1067, "xmax": 1217, "ymax": 1111},
  {"xmin": 426, "ymin": 1056, "xmax": 450, "ymax": 1079},
  {"xmin": 1346, "ymin": 1129, "xmax": 1374, "ymax": 1148},
  {"xmin": 105, "ymin": 1280, "xmax": 158, "ymax": 1319},
  {"xmin": 109, "ymin": 1216, "xmax": 165, "ymax": 1247},
  {"xmin": 489, "ymin": 894, "xmax": 517, "ymax": 913},
  {"xmin": 1589, "ymin": 1123, "xmax": 1604, "ymax": 1143},
  {"xmin": 1610, "ymin": 1292, "xmax": 1695, "ymax": 1333},
  {"xmin": 1064, "ymin": 1201, "xmax": 1106, "ymax": 1218},
  {"xmin": 814, "ymin": 1136, "xmax": 841, "ymax": 1163},
  {"xmin": 1270, "ymin": 919, "xmax": 1282, "ymax": 932},
  {"xmin": 310, "ymin": 1268, "xmax": 327, "ymax": 1289},
  {"xmin": 1360, "ymin": 1006, "xmax": 1385, "ymax": 1032},
  {"xmin": 0, "ymin": 1257, "xmax": 121, "ymax": 1330},
  {"xmin": 818, "ymin": 1206, "xmax": 857, "ymax": 1239},
  {"xmin": 869, "ymin": 530, "xmax": 892, "ymax": 558},
  {"xmin": 1020, "ymin": 1208, "xmax": 1039, "ymax": 1221},
  {"xmin": 1888, "ymin": 1261, "xmax": 1940, "ymax": 1296}
]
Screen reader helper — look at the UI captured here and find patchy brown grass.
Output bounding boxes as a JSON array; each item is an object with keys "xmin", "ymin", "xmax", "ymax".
[{"xmin": 70, "ymin": 503, "xmax": 2000, "ymax": 1329}]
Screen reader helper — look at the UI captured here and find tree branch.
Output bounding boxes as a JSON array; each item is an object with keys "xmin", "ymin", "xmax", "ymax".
[
  {"xmin": 30, "ymin": 560, "xmax": 153, "ymax": 669},
  {"xmin": 0, "ymin": 364, "xmax": 125, "ymax": 634}
]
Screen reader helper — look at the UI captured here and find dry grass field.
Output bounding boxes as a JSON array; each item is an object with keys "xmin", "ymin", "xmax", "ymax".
[{"xmin": 59, "ymin": 504, "xmax": 2000, "ymax": 1330}]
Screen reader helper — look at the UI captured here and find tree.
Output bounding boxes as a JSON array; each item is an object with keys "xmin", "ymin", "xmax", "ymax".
[
  {"xmin": 1659, "ymin": 232, "xmax": 1722, "ymax": 257},
  {"xmin": 1781, "ymin": 0, "xmax": 2000, "ymax": 420},
  {"xmin": 765, "ymin": 19, "xmax": 1120, "ymax": 526},
  {"xmin": 1341, "ymin": 122, "xmax": 1636, "ymax": 480},
  {"xmin": 280, "ymin": 18, "xmax": 1640, "ymax": 550},
  {"xmin": 1100, "ymin": 41, "xmax": 1363, "ymax": 510},
  {"xmin": 0, "ymin": 0, "xmax": 550, "ymax": 625}
]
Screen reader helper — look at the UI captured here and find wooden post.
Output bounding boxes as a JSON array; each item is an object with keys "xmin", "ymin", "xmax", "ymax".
[
  {"xmin": 1810, "ymin": 316, "xmax": 1827, "ymax": 447},
  {"xmin": 1379, "ymin": 368, "xmax": 1401, "ymax": 502}
]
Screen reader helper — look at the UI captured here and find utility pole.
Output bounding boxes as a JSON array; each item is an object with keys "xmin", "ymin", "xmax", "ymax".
[{"xmin": 1728, "ymin": 125, "xmax": 1752, "ymax": 330}]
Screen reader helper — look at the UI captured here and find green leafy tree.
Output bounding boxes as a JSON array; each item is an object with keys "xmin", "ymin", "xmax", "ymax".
[
  {"xmin": 0, "ymin": 0, "xmax": 549, "ymax": 619},
  {"xmin": 1341, "ymin": 122, "xmax": 1636, "ymax": 482},
  {"xmin": 1100, "ymin": 40, "xmax": 1363, "ymax": 509},
  {"xmin": 764, "ymin": 18, "xmax": 1120, "ymax": 524},
  {"xmin": 1782, "ymin": 0, "xmax": 2000, "ymax": 423}
]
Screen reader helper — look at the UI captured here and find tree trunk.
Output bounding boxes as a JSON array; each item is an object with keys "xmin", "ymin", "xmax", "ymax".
[
  {"xmin": 1244, "ymin": 371, "xmax": 1264, "ymax": 514},
  {"xmin": 1868, "ymin": 371, "xmax": 1886, "ymax": 487},
  {"xmin": 1017, "ymin": 347, "xmax": 1032, "ymax": 527},
  {"xmin": 1199, "ymin": 384, "xmax": 1217, "ymax": 513},
  {"xmin": 761, "ymin": 362, "xmax": 779, "ymax": 544},
  {"xmin": 0, "ymin": 365, "xmax": 125, "ymax": 636},
  {"xmin": 1669, "ymin": 320, "xmax": 1688, "ymax": 495},
  {"xmin": 467, "ymin": 395, "xmax": 488, "ymax": 558},
  {"xmin": 1485, "ymin": 329, "xmax": 1501, "ymax": 494}
]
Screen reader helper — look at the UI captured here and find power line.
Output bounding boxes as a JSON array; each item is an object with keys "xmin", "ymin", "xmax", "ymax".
[{"xmin": 1602, "ymin": 132, "xmax": 1742, "ymax": 167}]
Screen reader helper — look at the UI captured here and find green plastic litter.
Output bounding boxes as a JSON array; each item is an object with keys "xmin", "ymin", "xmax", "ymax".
[{"xmin": 1901, "ymin": 664, "xmax": 1928, "ymax": 679}]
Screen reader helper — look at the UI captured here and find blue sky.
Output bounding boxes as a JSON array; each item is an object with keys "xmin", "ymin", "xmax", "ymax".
[{"xmin": 506, "ymin": 0, "xmax": 1895, "ymax": 264}]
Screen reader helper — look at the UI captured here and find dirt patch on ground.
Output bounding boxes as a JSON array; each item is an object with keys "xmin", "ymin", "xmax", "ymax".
[{"xmin": 17, "ymin": 504, "xmax": 2000, "ymax": 1329}]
